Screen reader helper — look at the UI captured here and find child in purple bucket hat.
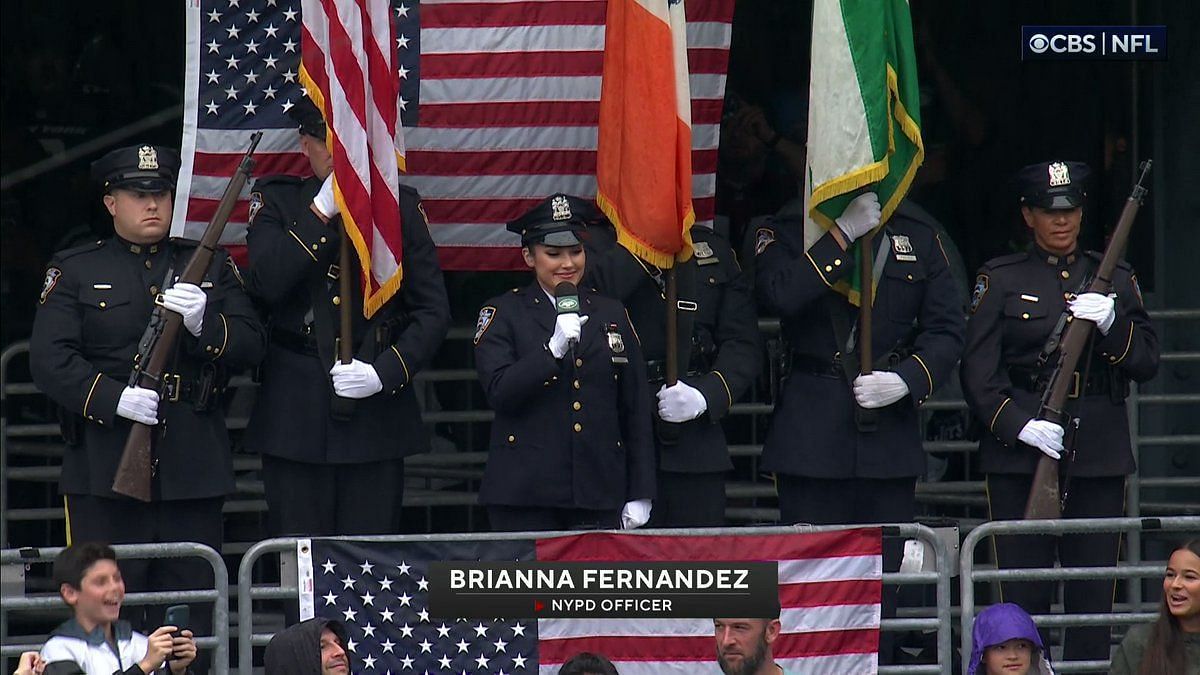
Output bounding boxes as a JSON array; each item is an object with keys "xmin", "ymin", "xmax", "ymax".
[{"xmin": 968, "ymin": 603, "xmax": 1055, "ymax": 675}]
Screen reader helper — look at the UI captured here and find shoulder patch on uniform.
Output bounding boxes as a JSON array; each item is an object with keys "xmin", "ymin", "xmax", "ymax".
[
  {"xmin": 247, "ymin": 191, "xmax": 264, "ymax": 224},
  {"xmin": 970, "ymin": 273, "xmax": 989, "ymax": 314},
  {"xmin": 40, "ymin": 267, "xmax": 62, "ymax": 304},
  {"xmin": 754, "ymin": 227, "xmax": 776, "ymax": 256},
  {"xmin": 416, "ymin": 202, "xmax": 430, "ymax": 227},
  {"xmin": 474, "ymin": 306, "xmax": 496, "ymax": 344}
]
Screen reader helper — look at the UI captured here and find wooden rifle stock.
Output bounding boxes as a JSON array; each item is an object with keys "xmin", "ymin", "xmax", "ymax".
[
  {"xmin": 1023, "ymin": 160, "xmax": 1151, "ymax": 519},
  {"xmin": 111, "ymin": 132, "xmax": 262, "ymax": 501}
]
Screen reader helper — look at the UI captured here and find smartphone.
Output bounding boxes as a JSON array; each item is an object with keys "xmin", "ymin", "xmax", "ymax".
[{"xmin": 164, "ymin": 604, "xmax": 190, "ymax": 659}]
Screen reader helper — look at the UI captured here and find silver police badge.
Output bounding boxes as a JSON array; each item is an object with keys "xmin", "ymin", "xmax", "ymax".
[
  {"xmin": 247, "ymin": 192, "xmax": 264, "ymax": 224},
  {"xmin": 137, "ymin": 145, "xmax": 159, "ymax": 171},
  {"xmin": 551, "ymin": 195, "xmax": 572, "ymax": 221},
  {"xmin": 754, "ymin": 227, "xmax": 775, "ymax": 256},
  {"xmin": 1048, "ymin": 161, "xmax": 1071, "ymax": 187},
  {"xmin": 474, "ymin": 306, "xmax": 496, "ymax": 344},
  {"xmin": 607, "ymin": 327, "xmax": 626, "ymax": 354},
  {"xmin": 892, "ymin": 234, "xmax": 914, "ymax": 254}
]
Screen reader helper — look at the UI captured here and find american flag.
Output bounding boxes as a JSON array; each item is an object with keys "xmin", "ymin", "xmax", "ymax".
[
  {"xmin": 174, "ymin": 0, "xmax": 734, "ymax": 271},
  {"xmin": 301, "ymin": 529, "xmax": 883, "ymax": 674}
]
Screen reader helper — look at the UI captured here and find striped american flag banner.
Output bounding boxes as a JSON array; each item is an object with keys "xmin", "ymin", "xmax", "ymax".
[
  {"xmin": 301, "ymin": 529, "xmax": 883, "ymax": 674},
  {"xmin": 174, "ymin": 0, "xmax": 734, "ymax": 271}
]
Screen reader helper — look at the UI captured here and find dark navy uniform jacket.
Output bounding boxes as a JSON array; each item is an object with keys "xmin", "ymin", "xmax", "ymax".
[
  {"xmin": 30, "ymin": 235, "xmax": 265, "ymax": 499},
  {"xmin": 961, "ymin": 247, "xmax": 1158, "ymax": 476},
  {"xmin": 243, "ymin": 175, "xmax": 450, "ymax": 464},
  {"xmin": 473, "ymin": 283, "xmax": 656, "ymax": 509},
  {"xmin": 755, "ymin": 210, "xmax": 965, "ymax": 478},
  {"xmin": 585, "ymin": 226, "xmax": 762, "ymax": 473}
]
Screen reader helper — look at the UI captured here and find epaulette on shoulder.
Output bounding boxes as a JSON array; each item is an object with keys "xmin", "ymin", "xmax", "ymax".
[
  {"xmin": 983, "ymin": 251, "xmax": 1028, "ymax": 271},
  {"xmin": 253, "ymin": 174, "xmax": 305, "ymax": 190},
  {"xmin": 53, "ymin": 239, "xmax": 106, "ymax": 263}
]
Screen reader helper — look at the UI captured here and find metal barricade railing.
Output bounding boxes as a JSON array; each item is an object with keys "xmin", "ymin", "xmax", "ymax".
[
  {"xmin": 237, "ymin": 524, "xmax": 953, "ymax": 675},
  {"xmin": 960, "ymin": 516, "xmax": 1200, "ymax": 674},
  {"xmin": 0, "ymin": 542, "xmax": 230, "ymax": 675}
]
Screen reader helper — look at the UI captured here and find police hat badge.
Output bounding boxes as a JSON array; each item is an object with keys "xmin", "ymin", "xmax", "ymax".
[
  {"xmin": 1047, "ymin": 161, "xmax": 1071, "ymax": 187},
  {"xmin": 138, "ymin": 145, "xmax": 159, "ymax": 171},
  {"xmin": 551, "ymin": 195, "xmax": 572, "ymax": 221}
]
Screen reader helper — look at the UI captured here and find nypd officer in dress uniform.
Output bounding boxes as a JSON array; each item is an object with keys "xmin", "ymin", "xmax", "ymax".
[
  {"xmin": 754, "ymin": 191, "xmax": 964, "ymax": 528},
  {"xmin": 473, "ymin": 195, "xmax": 656, "ymax": 532},
  {"xmin": 30, "ymin": 144, "xmax": 265, "ymax": 660},
  {"xmin": 242, "ymin": 98, "xmax": 450, "ymax": 536},
  {"xmin": 585, "ymin": 219, "xmax": 761, "ymax": 527},
  {"xmin": 961, "ymin": 161, "xmax": 1159, "ymax": 661}
]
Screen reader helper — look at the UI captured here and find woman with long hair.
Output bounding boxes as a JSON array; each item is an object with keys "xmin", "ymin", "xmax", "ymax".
[{"xmin": 1109, "ymin": 539, "xmax": 1200, "ymax": 674}]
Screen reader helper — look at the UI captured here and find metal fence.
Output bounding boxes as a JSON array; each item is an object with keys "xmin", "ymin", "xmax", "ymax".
[
  {"xmin": 960, "ymin": 516, "xmax": 1200, "ymax": 674},
  {"xmin": 0, "ymin": 542, "xmax": 231, "ymax": 675},
  {"xmin": 236, "ymin": 524, "xmax": 954, "ymax": 675}
]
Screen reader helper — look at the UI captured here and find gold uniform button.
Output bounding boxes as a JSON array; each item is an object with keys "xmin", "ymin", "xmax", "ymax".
[
  {"xmin": 144, "ymin": 260, "xmax": 152, "ymax": 270},
  {"xmin": 205, "ymin": 345, "xmax": 214, "ymax": 352},
  {"xmin": 834, "ymin": 259, "xmax": 842, "ymax": 266},
  {"xmin": 150, "ymin": 286, "xmax": 159, "ymax": 295},
  {"xmin": 1061, "ymin": 270, "xmax": 1070, "ymax": 279},
  {"xmin": 825, "ymin": 265, "xmax": 834, "ymax": 273},
  {"xmin": 1021, "ymin": 312, "xmax": 1030, "ymax": 320},
  {"xmin": 332, "ymin": 295, "xmax": 341, "ymax": 306},
  {"xmin": 906, "ymin": 274, "xmax": 914, "ymax": 281},
  {"xmin": 319, "ymin": 236, "xmax": 328, "ymax": 243},
  {"xmin": 573, "ymin": 380, "xmax": 581, "ymax": 390},
  {"xmin": 709, "ymin": 277, "xmax": 716, "ymax": 284},
  {"xmin": 507, "ymin": 435, "xmax": 516, "ymax": 443},
  {"xmin": 573, "ymin": 401, "xmax": 581, "ymax": 411},
  {"xmin": 575, "ymin": 358, "xmax": 583, "ymax": 367},
  {"xmin": 573, "ymin": 423, "xmax": 582, "ymax": 432},
  {"xmin": 99, "ymin": 301, "xmax": 107, "ymax": 308},
  {"xmin": 311, "ymin": 244, "xmax": 319, "ymax": 251}
]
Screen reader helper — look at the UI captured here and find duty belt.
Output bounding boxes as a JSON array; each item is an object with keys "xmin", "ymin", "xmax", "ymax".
[
  {"xmin": 159, "ymin": 368, "xmax": 222, "ymax": 410},
  {"xmin": 645, "ymin": 359, "xmax": 703, "ymax": 384},
  {"xmin": 1008, "ymin": 366, "xmax": 1115, "ymax": 399},
  {"xmin": 790, "ymin": 354, "xmax": 844, "ymax": 378},
  {"xmin": 271, "ymin": 327, "xmax": 320, "ymax": 356}
]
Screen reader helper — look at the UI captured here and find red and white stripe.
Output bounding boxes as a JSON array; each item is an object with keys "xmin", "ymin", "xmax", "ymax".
[
  {"xmin": 175, "ymin": 0, "xmax": 734, "ymax": 271},
  {"xmin": 300, "ymin": 0, "xmax": 405, "ymax": 317},
  {"xmin": 535, "ymin": 529, "xmax": 883, "ymax": 675}
]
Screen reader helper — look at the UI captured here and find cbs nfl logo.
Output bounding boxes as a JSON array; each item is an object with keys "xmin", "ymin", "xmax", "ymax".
[{"xmin": 1022, "ymin": 26, "xmax": 1167, "ymax": 61}]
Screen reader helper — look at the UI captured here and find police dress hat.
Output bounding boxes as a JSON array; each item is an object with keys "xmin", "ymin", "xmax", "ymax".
[
  {"xmin": 506, "ymin": 193, "xmax": 600, "ymax": 246},
  {"xmin": 91, "ymin": 144, "xmax": 181, "ymax": 193},
  {"xmin": 288, "ymin": 96, "xmax": 327, "ymax": 139},
  {"xmin": 1015, "ymin": 160, "xmax": 1090, "ymax": 209}
]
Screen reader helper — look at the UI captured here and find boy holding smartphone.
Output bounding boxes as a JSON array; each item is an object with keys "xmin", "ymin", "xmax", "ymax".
[{"xmin": 39, "ymin": 543, "xmax": 197, "ymax": 675}]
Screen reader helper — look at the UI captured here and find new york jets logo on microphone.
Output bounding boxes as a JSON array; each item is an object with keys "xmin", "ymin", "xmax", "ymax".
[{"xmin": 556, "ymin": 296, "xmax": 580, "ymax": 313}]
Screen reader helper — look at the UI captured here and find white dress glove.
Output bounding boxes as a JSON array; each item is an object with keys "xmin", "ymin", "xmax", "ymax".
[
  {"xmin": 835, "ymin": 192, "xmax": 882, "ymax": 243},
  {"xmin": 621, "ymin": 499, "xmax": 652, "ymax": 530},
  {"xmin": 160, "ymin": 283, "xmax": 207, "ymax": 337},
  {"xmin": 117, "ymin": 386, "xmax": 160, "ymax": 425},
  {"xmin": 329, "ymin": 359, "xmax": 383, "ymax": 399},
  {"xmin": 1018, "ymin": 419, "xmax": 1065, "ymax": 460},
  {"xmin": 548, "ymin": 314, "xmax": 589, "ymax": 359},
  {"xmin": 853, "ymin": 371, "xmax": 910, "ymax": 409},
  {"xmin": 656, "ymin": 381, "xmax": 708, "ymax": 422},
  {"xmin": 1068, "ymin": 293, "xmax": 1116, "ymax": 335},
  {"xmin": 312, "ymin": 174, "xmax": 338, "ymax": 219}
]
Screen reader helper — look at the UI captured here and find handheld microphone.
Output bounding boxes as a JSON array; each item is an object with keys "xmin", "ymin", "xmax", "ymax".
[{"xmin": 554, "ymin": 282, "xmax": 581, "ymax": 354}]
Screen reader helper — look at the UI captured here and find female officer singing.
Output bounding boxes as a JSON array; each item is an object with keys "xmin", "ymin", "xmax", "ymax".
[{"xmin": 473, "ymin": 194, "xmax": 655, "ymax": 532}]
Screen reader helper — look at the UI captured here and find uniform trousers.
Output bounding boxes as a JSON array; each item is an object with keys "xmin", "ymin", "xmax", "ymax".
[
  {"xmin": 648, "ymin": 471, "xmax": 727, "ymax": 528},
  {"xmin": 65, "ymin": 494, "xmax": 223, "ymax": 673},
  {"xmin": 487, "ymin": 506, "xmax": 621, "ymax": 532},
  {"xmin": 986, "ymin": 473, "xmax": 1126, "ymax": 661},
  {"xmin": 262, "ymin": 455, "xmax": 404, "ymax": 536}
]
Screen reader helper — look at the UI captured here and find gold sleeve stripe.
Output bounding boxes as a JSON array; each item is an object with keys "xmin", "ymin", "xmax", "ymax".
[
  {"xmin": 289, "ymin": 230, "xmax": 319, "ymax": 261},
  {"xmin": 218, "ymin": 313, "xmax": 230, "ymax": 355},
  {"xmin": 83, "ymin": 373, "xmax": 103, "ymax": 419},
  {"xmin": 624, "ymin": 308, "xmax": 641, "ymax": 345},
  {"xmin": 391, "ymin": 346, "xmax": 410, "ymax": 384},
  {"xmin": 934, "ymin": 233, "xmax": 951, "ymax": 266},
  {"xmin": 713, "ymin": 370, "xmax": 733, "ymax": 409},
  {"xmin": 989, "ymin": 398, "xmax": 1012, "ymax": 434},
  {"xmin": 64, "ymin": 496, "xmax": 74, "ymax": 546},
  {"xmin": 805, "ymin": 250, "xmax": 833, "ymax": 287},
  {"xmin": 1113, "ymin": 321, "xmax": 1134, "ymax": 365},
  {"xmin": 912, "ymin": 354, "xmax": 934, "ymax": 394}
]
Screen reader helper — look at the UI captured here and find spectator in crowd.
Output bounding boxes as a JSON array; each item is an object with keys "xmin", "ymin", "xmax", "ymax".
[
  {"xmin": 29, "ymin": 144, "xmax": 263, "ymax": 662},
  {"xmin": 961, "ymin": 161, "xmax": 1159, "ymax": 661},
  {"xmin": 1109, "ymin": 539, "xmax": 1200, "ymax": 675},
  {"xmin": 473, "ymin": 194, "xmax": 655, "ymax": 531},
  {"xmin": 11, "ymin": 652, "xmax": 45, "ymax": 675},
  {"xmin": 558, "ymin": 652, "xmax": 620, "ymax": 675},
  {"xmin": 586, "ymin": 202, "xmax": 761, "ymax": 527},
  {"xmin": 263, "ymin": 618, "xmax": 351, "ymax": 675},
  {"xmin": 967, "ymin": 603, "xmax": 1054, "ymax": 675},
  {"xmin": 242, "ymin": 96, "xmax": 450, "ymax": 537},
  {"xmin": 713, "ymin": 617, "xmax": 783, "ymax": 675},
  {"xmin": 39, "ymin": 543, "xmax": 196, "ymax": 675}
]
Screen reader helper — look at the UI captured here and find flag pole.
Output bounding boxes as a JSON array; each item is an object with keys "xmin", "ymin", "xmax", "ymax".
[
  {"xmin": 664, "ymin": 265, "xmax": 679, "ymax": 386},
  {"xmin": 338, "ymin": 223, "xmax": 354, "ymax": 364},
  {"xmin": 857, "ymin": 230, "xmax": 877, "ymax": 432}
]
